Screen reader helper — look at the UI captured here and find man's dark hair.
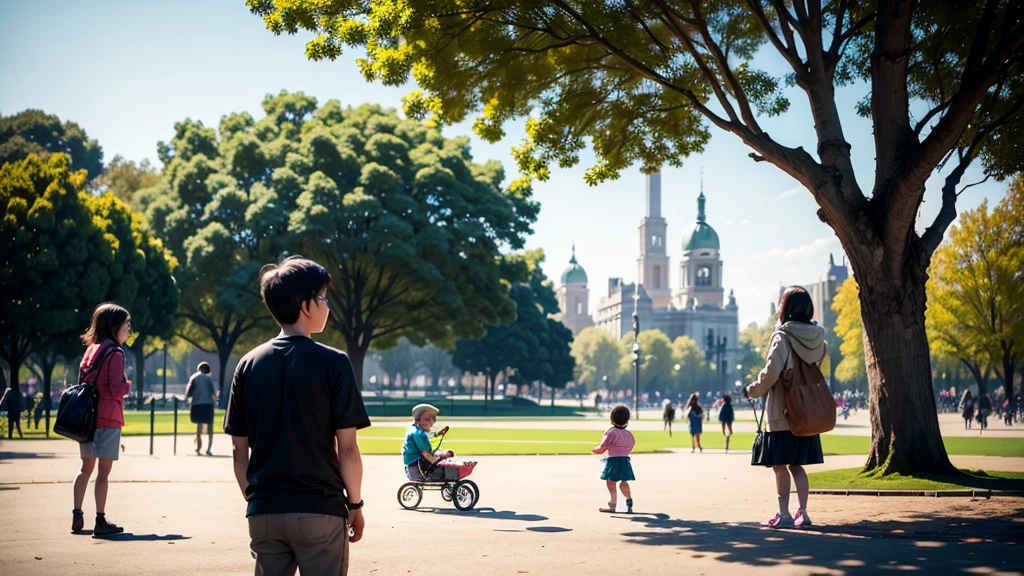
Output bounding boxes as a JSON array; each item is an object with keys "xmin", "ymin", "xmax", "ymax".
[
  {"xmin": 259, "ymin": 256, "xmax": 332, "ymax": 325},
  {"xmin": 610, "ymin": 404, "xmax": 630, "ymax": 427},
  {"xmin": 778, "ymin": 286, "xmax": 815, "ymax": 324}
]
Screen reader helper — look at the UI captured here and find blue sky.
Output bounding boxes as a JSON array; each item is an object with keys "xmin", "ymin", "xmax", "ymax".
[{"xmin": 0, "ymin": 0, "xmax": 1008, "ymax": 327}]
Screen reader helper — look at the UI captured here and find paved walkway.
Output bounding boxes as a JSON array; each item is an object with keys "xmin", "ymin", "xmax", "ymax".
[{"xmin": 1, "ymin": 432, "xmax": 1022, "ymax": 576}]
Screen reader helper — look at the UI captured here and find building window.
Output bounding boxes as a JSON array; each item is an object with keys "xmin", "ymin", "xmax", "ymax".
[
  {"xmin": 653, "ymin": 266, "xmax": 662, "ymax": 289},
  {"xmin": 697, "ymin": 266, "xmax": 711, "ymax": 286},
  {"xmin": 576, "ymin": 299, "xmax": 583, "ymax": 315}
]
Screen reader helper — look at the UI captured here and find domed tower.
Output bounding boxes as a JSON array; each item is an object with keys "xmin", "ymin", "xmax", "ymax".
[
  {"xmin": 674, "ymin": 186, "xmax": 725, "ymax": 309},
  {"xmin": 556, "ymin": 244, "xmax": 594, "ymax": 335}
]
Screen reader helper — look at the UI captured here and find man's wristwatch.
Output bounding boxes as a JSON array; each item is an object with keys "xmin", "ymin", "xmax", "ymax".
[{"xmin": 346, "ymin": 500, "xmax": 364, "ymax": 511}]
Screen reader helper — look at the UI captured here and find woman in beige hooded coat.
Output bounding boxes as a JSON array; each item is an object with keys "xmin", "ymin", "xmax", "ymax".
[{"xmin": 747, "ymin": 286, "xmax": 826, "ymax": 529}]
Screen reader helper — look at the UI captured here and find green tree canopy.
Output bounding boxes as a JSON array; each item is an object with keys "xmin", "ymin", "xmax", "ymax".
[
  {"xmin": 1, "ymin": 154, "xmax": 112, "ymax": 393},
  {"xmin": 90, "ymin": 155, "xmax": 161, "ymax": 204},
  {"xmin": 671, "ymin": 335, "xmax": 707, "ymax": 394},
  {"xmin": 250, "ymin": 0, "xmax": 1024, "ymax": 474},
  {"xmin": 1, "ymin": 110, "xmax": 103, "ymax": 179},
  {"xmin": 287, "ymin": 100, "xmax": 539, "ymax": 387},
  {"xmin": 831, "ymin": 277, "xmax": 865, "ymax": 384},
  {"xmin": 571, "ymin": 326, "xmax": 623, "ymax": 390},
  {"xmin": 378, "ymin": 336, "xmax": 419, "ymax": 395}
]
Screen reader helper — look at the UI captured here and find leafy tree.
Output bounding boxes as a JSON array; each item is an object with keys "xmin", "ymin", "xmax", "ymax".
[
  {"xmin": 379, "ymin": 336, "xmax": 419, "ymax": 396},
  {"xmin": 90, "ymin": 155, "xmax": 160, "ymax": 204},
  {"xmin": 0, "ymin": 155, "xmax": 111, "ymax": 405},
  {"xmin": 739, "ymin": 319, "xmax": 775, "ymax": 385},
  {"xmin": 251, "ymin": 0, "xmax": 1024, "ymax": 473},
  {"xmin": 452, "ymin": 250, "xmax": 571, "ymax": 401},
  {"xmin": 285, "ymin": 101, "xmax": 538, "ymax": 388},
  {"xmin": 831, "ymin": 277, "xmax": 866, "ymax": 385},
  {"xmin": 418, "ymin": 344, "xmax": 456, "ymax": 390},
  {"xmin": 671, "ymin": 335, "xmax": 707, "ymax": 394},
  {"xmin": 928, "ymin": 189, "xmax": 1024, "ymax": 403},
  {"xmin": 571, "ymin": 326, "xmax": 623, "ymax": 390},
  {"xmin": 0, "ymin": 110, "xmax": 103, "ymax": 179},
  {"xmin": 627, "ymin": 330, "xmax": 674, "ymax": 395},
  {"xmin": 86, "ymin": 193, "xmax": 180, "ymax": 407}
]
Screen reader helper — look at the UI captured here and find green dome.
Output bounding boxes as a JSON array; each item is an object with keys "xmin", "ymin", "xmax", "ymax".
[
  {"xmin": 682, "ymin": 191, "xmax": 720, "ymax": 251},
  {"xmin": 561, "ymin": 246, "xmax": 588, "ymax": 284},
  {"xmin": 683, "ymin": 223, "xmax": 720, "ymax": 251}
]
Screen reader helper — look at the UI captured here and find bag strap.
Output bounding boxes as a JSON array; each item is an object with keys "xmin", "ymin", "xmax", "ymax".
[
  {"xmin": 78, "ymin": 345, "xmax": 120, "ymax": 386},
  {"xmin": 747, "ymin": 395, "xmax": 766, "ymax": 432}
]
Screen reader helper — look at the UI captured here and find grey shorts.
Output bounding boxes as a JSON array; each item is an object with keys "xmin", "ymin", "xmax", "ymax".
[{"xmin": 80, "ymin": 427, "xmax": 121, "ymax": 461}]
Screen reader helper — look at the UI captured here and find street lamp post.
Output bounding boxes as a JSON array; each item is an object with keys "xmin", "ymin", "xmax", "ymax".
[{"xmin": 632, "ymin": 291, "xmax": 640, "ymax": 418}]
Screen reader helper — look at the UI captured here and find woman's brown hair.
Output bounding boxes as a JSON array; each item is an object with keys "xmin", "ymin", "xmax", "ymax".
[
  {"xmin": 777, "ymin": 286, "xmax": 815, "ymax": 324},
  {"xmin": 80, "ymin": 302, "xmax": 131, "ymax": 346}
]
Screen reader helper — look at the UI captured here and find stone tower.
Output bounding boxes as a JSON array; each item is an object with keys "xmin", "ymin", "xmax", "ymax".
[
  {"xmin": 556, "ymin": 244, "xmax": 594, "ymax": 335},
  {"xmin": 638, "ymin": 172, "xmax": 672, "ymax": 309},
  {"xmin": 675, "ymin": 182, "xmax": 724, "ymax": 309}
]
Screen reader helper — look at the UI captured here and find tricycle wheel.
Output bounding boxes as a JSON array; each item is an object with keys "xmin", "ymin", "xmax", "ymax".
[
  {"xmin": 453, "ymin": 480, "xmax": 479, "ymax": 511},
  {"xmin": 398, "ymin": 482, "xmax": 423, "ymax": 510},
  {"xmin": 441, "ymin": 483, "xmax": 454, "ymax": 502}
]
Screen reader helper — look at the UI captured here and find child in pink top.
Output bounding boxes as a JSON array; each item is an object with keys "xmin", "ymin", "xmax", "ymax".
[{"xmin": 592, "ymin": 405, "xmax": 636, "ymax": 513}]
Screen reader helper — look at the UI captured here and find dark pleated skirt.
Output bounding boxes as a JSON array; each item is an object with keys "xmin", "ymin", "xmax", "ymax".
[
  {"xmin": 759, "ymin": 430, "xmax": 824, "ymax": 467},
  {"xmin": 601, "ymin": 456, "xmax": 636, "ymax": 481}
]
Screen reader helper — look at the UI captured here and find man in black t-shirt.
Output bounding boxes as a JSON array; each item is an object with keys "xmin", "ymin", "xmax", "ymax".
[{"xmin": 225, "ymin": 256, "xmax": 370, "ymax": 576}]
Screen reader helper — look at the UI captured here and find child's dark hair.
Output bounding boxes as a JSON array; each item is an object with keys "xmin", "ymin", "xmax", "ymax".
[
  {"xmin": 610, "ymin": 404, "xmax": 630, "ymax": 427},
  {"xmin": 723, "ymin": 393, "xmax": 732, "ymax": 405},
  {"xmin": 80, "ymin": 302, "xmax": 130, "ymax": 346},
  {"xmin": 259, "ymin": 256, "xmax": 332, "ymax": 325},
  {"xmin": 197, "ymin": 362, "xmax": 211, "ymax": 374},
  {"xmin": 687, "ymin": 392, "xmax": 703, "ymax": 414}
]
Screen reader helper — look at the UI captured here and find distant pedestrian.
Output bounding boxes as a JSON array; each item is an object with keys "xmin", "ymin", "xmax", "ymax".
[
  {"xmin": 33, "ymin": 393, "xmax": 44, "ymax": 429},
  {"xmin": 960, "ymin": 390, "xmax": 974, "ymax": 430},
  {"xmin": 185, "ymin": 362, "xmax": 217, "ymax": 456},
  {"xmin": 23, "ymin": 392, "xmax": 35, "ymax": 430},
  {"xmin": 977, "ymin": 393, "xmax": 992, "ymax": 431},
  {"xmin": 1, "ymin": 386, "xmax": 23, "ymax": 439},
  {"xmin": 686, "ymin": 393, "xmax": 703, "ymax": 453},
  {"xmin": 746, "ymin": 286, "xmax": 826, "ymax": 530},
  {"xmin": 593, "ymin": 404, "xmax": 635, "ymax": 514},
  {"xmin": 662, "ymin": 400, "xmax": 676, "ymax": 437},
  {"xmin": 72, "ymin": 302, "xmax": 133, "ymax": 536},
  {"xmin": 225, "ymin": 256, "xmax": 370, "ymax": 575},
  {"xmin": 718, "ymin": 394, "xmax": 735, "ymax": 452}
]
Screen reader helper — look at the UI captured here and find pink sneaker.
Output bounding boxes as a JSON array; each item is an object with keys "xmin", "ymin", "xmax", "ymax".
[
  {"xmin": 794, "ymin": 508, "xmax": 812, "ymax": 528},
  {"xmin": 767, "ymin": 513, "xmax": 793, "ymax": 528}
]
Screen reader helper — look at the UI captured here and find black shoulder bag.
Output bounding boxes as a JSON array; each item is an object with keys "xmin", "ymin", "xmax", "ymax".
[
  {"xmin": 748, "ymin": 395, "xmax": 769, "ymax": 466},
  {"xmin": 55, "ymin": 346, "xmax": 119, "ymax": 443}
]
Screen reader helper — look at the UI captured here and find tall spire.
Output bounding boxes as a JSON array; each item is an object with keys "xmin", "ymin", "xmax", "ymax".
[
  {"xmin": 697, "ymin": 173, "xmax": 707, "ymax": 224},
  {"xmin": 646, "ymin": 172, "xmax": 662, "ymax": 218},
  {"xmin": 570, "ymin": 240, "xmax": 577, "ymax": 264}
]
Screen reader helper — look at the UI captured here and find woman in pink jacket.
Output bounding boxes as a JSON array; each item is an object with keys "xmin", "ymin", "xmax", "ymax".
[{"xmin": 72, "ymin": 303, "xmax": 132, "ymax": 536}]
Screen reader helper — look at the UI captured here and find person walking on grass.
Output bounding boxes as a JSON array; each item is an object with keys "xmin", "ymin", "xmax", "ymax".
[
  {"xmin": 593, "ymin": 404, "xmax": 636, "ymax": 514},
  {"xmin": 960, "ymin": 390, "xmax": 975, "ymax": 430},
  {"xmin": 185, "ymin": 362, "xmax": 217, "ymax": 456},
  {"xmin": 1, "ymin": 385, "xmax": 22, "ymax": 439},
  {"xmin": 746, "ymin": 286, "xmax": 826, "ymax": 530},
  {"xmin": 685, "ymin": 393, "xmax": 704, "ymax": 453},
  {"xmin": 719, "ymin": 393, "xmax": 735, "ymax": 453},
  {"xmin": 72, "ymin": 303, "xmax": 133, "ymax": 536},
  {"xmin": 225, "ymin": 256, "xmax": 370, "ymax": 576},
  {"xmin": 662, "ymin": 400, "xmax": 676, "ymax": 437}
]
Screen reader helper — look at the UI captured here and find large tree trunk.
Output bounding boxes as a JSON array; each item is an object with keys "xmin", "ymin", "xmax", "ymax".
[
  {"xmin": 344, "ymin": 340, "xmax": 369, "ymax": 392},
  {"xmin": 1001, "ymin": 346, "xmax": 1018, "ymax": 407},
  {"xmin": 859, "ymin": 275, "xmax": 957, "ymax": 475},
  {"xmin": 216, "ymin": 342, "xmax": 233, "ymax": 407},
  {"xmin": 128, "ymin": 334, "xmax": 147, "ymax": 411}
]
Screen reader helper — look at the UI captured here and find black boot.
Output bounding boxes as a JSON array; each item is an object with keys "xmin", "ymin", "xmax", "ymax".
[
  {"xmin": 94, "ymin": 513, "xmax": 124, "ymax": 536},
  {"xmin": 72, "ymin": 509, "xmax": 84, "ymax": 534}
]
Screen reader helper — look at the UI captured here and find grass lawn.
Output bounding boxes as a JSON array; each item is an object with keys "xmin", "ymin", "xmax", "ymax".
[
  {"xmin": 13, "ymin": 414, "xmax": 1024, "ymax": 459},
  {"xmin": 808, "ymin": 467, "xmax": 1024, "ymax": 491}
]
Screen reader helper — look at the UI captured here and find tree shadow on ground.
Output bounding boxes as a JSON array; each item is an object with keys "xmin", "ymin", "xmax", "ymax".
[
  {"xmin": 412, "ymin": 507, "xmax": 547, "ymax": 522},
  {"xmin": 613, "ymin": 511, "xmax": 1024, "ymax": 575},
  {"xmin": 0, "ymin": 451, "xmax": 58, "ymax": 460}
]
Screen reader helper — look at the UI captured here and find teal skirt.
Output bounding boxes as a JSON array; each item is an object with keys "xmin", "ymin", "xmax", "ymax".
[{"xmin": 601, "ymin": 456, "xmax": 635, "ymax": 482}]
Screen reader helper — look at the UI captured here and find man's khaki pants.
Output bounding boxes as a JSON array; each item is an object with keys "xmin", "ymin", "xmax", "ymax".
[{"xmin": 248, "ymin": 513, "xmax": 349, "ymax": 576}]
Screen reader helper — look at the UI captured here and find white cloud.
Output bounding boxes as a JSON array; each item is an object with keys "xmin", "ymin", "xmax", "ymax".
[
  {"xmin": 752, "ymin": 236, "xmax": 836, "ymax": 261},
  {"xmin": 725, "ymin": 219, "xmax": 733, "ymax": 225},
  {"xmin": 760, "ymin": 186, "xmax": 805, "ymax": 204},
  {"xmin": 741, "ymin": 219, "xmax": 752, "ymax": 225},
  {"xmin": 761, "ymin": 224, "xmax": 781, "ymax": 232}
]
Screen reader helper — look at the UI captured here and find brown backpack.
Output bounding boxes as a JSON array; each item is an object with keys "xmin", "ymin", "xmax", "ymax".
[{"xmin": 777, "ymin": 333, "xmax": 836, "ymax": 436}]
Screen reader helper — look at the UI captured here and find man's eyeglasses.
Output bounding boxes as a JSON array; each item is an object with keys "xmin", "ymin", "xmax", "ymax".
[{"xmin": 316, "ymin": 295, "xmax": 331, "ymax": 310}]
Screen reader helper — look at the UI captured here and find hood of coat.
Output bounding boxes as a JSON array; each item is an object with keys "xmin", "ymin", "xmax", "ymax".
[{"xmin": 777, "ymin": 321, "xmax": 826, "ymax": 365}]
